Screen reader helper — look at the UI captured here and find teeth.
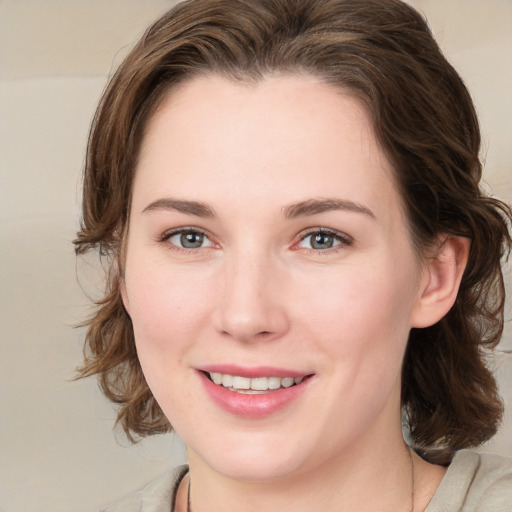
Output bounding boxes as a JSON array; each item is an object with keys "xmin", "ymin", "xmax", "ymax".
[
  {"xmin": 251, "ymin": 377, "xmax": 269, "ymax": 391},
  {"xmin": 232, "ymin": 376, "xmax": 251, "ymax": 389},
  {"xmin": 281, "ymin": 377, "xmax": 294, "ymax": 388},
  {"xmin": 209, "ymin": 372, "xmax": 305, "ymax": 392},
  {"xmin": 268, "ymin": 377, "xmax": 281, "ymax": 390},
  {"xmin": 211, "ymin": 373, "xmax": 223, "ymax": 385},
  {"xmin": 221, "ymin": 374, "xmax": 233, "ymax": 387}
]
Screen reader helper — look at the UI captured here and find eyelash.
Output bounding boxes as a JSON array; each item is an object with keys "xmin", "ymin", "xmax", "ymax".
[
  {"xmin": 158, "ymin": 227, "xmax": 353, "ymax": 253},
  {"xmin": 158, "ymin": 227, "xmax": 215, "ymax": 252},
  {"xmin": 295, "ymin": 228, "xmax": 353, "ymax": 254}
]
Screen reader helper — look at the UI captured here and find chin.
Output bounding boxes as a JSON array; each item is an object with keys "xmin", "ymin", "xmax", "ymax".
[
  {"xmin": 186, "ymin": 427, "xmax": 321, "ymax": 483},
  {"xmin": 206, "ymin": 453, "xmax": 305, "ymax": 482}
]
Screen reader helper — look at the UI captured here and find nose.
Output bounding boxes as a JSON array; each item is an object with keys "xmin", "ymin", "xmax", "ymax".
[{"xmin": 213, "ymin": 249, "xmax": 290, "ymax": 343}]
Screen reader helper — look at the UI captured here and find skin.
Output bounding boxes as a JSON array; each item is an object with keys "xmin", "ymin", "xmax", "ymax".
[{"xmin": 121, "ymin": 74, "xmax": 468, "ymax": 512}]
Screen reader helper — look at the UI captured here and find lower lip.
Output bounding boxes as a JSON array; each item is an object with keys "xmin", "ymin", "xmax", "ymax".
[{"xmin": 199, "ymin": 372, "xmax": 312, "ymax": 419}]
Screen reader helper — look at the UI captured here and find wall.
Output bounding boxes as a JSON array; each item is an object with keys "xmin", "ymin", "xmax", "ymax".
[{"xmin": 0, "ymin": 1, "xmax": 510, "ymax": 511}]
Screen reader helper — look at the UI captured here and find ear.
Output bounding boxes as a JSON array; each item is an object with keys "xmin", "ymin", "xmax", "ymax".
[
  {"xmin": 119, "ymin": 278, "xmax": 131, "ymax": 316},
  {"xmin": 410, "ymin": 235, "xmax": 470, "ymax": 328}
]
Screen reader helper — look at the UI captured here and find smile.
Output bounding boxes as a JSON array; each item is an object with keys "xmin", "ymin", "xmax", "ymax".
[
  {"xmin": 208, "ymin": 372, "xmax": 304, "ymax": 394},
  {"xmin": 199, "ymin": 367, "xmax": 314, "ymax": 418}
]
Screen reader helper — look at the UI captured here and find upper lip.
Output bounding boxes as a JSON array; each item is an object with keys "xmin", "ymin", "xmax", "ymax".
[{"xmin": 199, "ymin": 364, "xmax": 311, "ymax": 379}]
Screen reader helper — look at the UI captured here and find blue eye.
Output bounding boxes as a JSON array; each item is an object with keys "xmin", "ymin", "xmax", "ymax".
[
  {"xmin": 297, "ymin": 230, "xmax": 350, "ymax": 250},
  {"xmin": 166, "ymin": 230, "xmax": 214, "ymax": 249}
]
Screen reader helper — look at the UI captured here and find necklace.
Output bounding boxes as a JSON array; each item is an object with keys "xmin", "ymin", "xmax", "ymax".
[
  {"xmin": 186, "ymin": 448, "xmax": 416, "ymax": 512},
  {"xmin": 409, "ymin": 446, "xmax": 416, "ymax": 512}
]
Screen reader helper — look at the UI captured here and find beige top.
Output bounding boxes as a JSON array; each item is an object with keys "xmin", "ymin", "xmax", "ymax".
[{"xmin": 101, "ymin": 450, "xmax": 512, "ymax": 512}]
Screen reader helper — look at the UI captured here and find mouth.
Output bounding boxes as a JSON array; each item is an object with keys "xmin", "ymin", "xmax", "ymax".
[
  {"xmin": 205, "ymin": 372, "xmax": 306, "ymax": 394},
  {"xmin": 199, "ymin": 367, "xmax": 314, "ymax": 418}
]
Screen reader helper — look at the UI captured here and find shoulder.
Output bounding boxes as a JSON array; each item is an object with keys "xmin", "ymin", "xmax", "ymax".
[
  {"xmin": 99, "ymin": 465, "xmax": 188, "ymax": 512},
  {"xmin": 427, "ymin": 450, "xmax": 512, "ymax": 512},
  {"xmin": 466, "ymin": 451, "xmax": 512, "ymax": 509}
]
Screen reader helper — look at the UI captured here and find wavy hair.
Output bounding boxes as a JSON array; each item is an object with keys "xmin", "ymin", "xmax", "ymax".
[{"xmin": 75, "ymin": 0, "xmax": 512, "ymax": 464}]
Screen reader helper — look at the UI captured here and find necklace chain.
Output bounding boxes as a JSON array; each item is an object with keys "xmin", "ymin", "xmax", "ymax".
[
  {"xmin": 187, "ymin": 477, "xmax": 191, "ymax": 512},
  {"xmin": 409, "ymin": 447, "xmax": 416, "ymax": 512}
]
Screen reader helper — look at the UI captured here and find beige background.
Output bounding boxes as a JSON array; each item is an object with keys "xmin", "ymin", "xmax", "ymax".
[{"xmin": 0, "ymin": 1, "xmax": 511, "ymax": 511}]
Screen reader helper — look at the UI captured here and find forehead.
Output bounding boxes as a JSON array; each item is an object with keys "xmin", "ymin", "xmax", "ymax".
[
  {"xmin": 133, "ymin": 73, "xmax": 401, "ymax": 222},
  {"xmin": 140, "ymin": 73, "xmax": 378, "ymax": 162}
]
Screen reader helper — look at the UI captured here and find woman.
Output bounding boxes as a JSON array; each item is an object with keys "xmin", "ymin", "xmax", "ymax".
[{"xmin": 75, "ymin": 0, "xmax": 512, "ymax": 510}]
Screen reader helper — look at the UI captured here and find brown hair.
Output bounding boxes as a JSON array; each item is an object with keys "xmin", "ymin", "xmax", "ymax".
[{"xmin": 75, "ymin": 0, "xmax": 512, "ymax": 464}]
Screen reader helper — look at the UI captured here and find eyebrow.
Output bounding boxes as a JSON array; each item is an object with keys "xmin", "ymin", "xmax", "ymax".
[
  {"xmin": 141, "ymin": 197, "xmax": 375, "ymax": 220},
  {"xmin": 283, "ymin": 198, "xmax": 375, "ymax": 219},
  {"xmin": 142, "ymin": 198, "xmax": 215, "ymax": 217}
]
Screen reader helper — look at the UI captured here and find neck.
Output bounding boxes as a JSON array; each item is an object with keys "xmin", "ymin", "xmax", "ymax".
[{"xmin": 185, "ymin": 435, "xmax": 415, "ymax": 512}]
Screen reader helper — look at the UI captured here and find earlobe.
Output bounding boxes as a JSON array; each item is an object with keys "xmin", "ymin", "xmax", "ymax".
[
  {"xmin": 119, "ymin": 279, "xmax": 131, "ymax": 315},
  {"xmin": 411, "ymin": 235, "xmax": 470, "ymax": 328}
]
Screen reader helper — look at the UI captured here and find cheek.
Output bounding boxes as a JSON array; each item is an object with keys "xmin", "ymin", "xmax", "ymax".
[
  {"xmin": 125, "ymin": 260, "xmax": 216, "ymax": 364},
  {"xmin": 130, "ymin": 286, "xmax": 179, "ymax": 344},
  {"xmin": 299, "ymin": 262, "xmax": 415, "ymax": 333},
  {"xmin": 294, "ymin": 257, "xmax": 419, "ymax": 378},
  {"xmin": 125, "ymin": 265, "xmax": 216, "ymax": 414}
]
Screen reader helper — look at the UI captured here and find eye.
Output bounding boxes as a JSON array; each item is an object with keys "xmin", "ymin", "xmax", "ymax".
[
  {"xmin": 163, "ymin": 229, "xmax": 215, "ymax": 250},
  {"xmin": 297, "ymin": 229, "xmax": 351, "ymax": 251}
]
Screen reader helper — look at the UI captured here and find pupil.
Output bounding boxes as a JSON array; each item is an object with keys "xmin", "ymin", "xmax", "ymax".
[
  {"xmin": 181, "ymin": 232, "xmax": 203, "ymax": 248},
  {"xmin": 312, "ymin": 233, "xmax": 333, "ymax": 249}
]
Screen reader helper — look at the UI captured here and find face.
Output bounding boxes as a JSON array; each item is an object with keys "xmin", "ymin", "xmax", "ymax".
[{"xmin": 122, "ymin": 74, "xmax": 429, "ymax": 482}]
